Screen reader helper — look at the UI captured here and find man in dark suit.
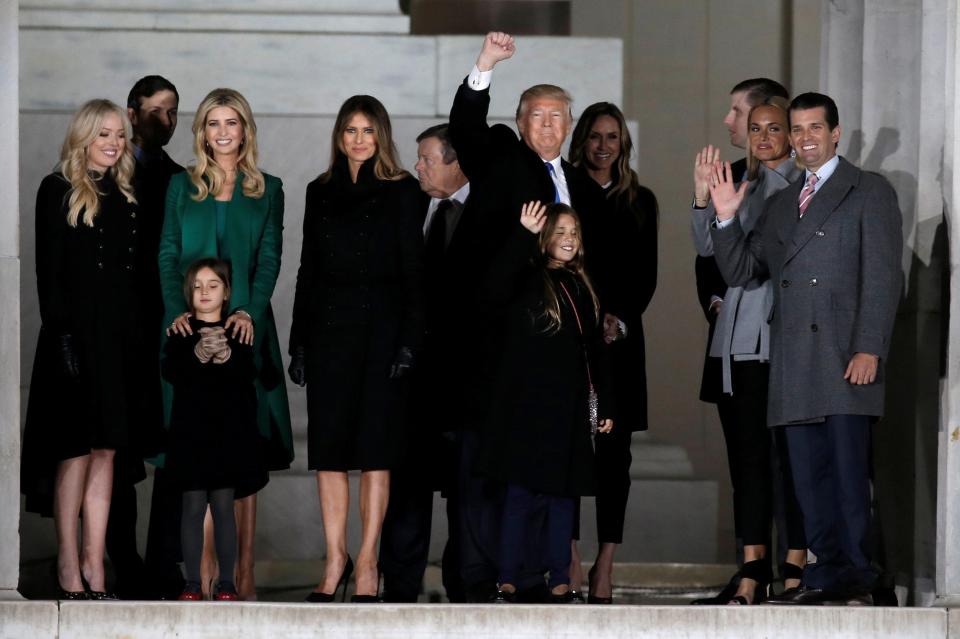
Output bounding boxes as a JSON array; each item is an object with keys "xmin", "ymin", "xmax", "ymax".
[
  {"xmin": 447, "ymin": 31, "xmax": 604, "ymax": 603},
  {"xmin": 106, "ymin": 75, "xmax": 184, "ymax": 599},
  {"xmin": 710, "ymin": 92, "xmax": 902, "ymax": 604},
  {"xmin": 379, "ymin": 124, "xmax": 470, "ymax": 603}
]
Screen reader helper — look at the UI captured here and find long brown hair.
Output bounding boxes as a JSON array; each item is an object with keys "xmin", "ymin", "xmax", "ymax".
[
  {"xmin": 569, "ymin": 102, "xmax": 640, "ymax": 205},
  {"xmin": 319, "ymin": 95, "xmax": 408, "ymax": 182},
  {"xmin": 59, "ymin": 99, "xmax": 137, "ymax": 227},
  {"xmin": 188, "ymin": 88, "xmax": 265, "ymax": 201},
  {"xmin": 182, "ymin": 257, "xmax": 232, "ymax": 314},
  {"xmin": 536, "ymin": 203, "xmax": 600, "ymax": 334}
]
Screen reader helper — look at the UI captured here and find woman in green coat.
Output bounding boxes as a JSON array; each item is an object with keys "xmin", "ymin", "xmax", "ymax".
[{"xmin": 158, "ymin": 88, "xmax": 292, "ymax": 600}]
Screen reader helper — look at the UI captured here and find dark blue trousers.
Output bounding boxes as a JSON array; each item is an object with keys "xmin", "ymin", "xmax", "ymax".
[
  {"xmin": 784, "ymin": 414, "xmax": 877, "ymax": 592},
  {"xmin": 499, "ymin": 483, "xmax": 574, "ymax": 590}
]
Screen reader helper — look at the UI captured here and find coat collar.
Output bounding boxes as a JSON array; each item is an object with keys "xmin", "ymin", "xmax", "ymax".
[{"xmin": 783, "ymin": 156, "xmax": 860, "ymax": 265}]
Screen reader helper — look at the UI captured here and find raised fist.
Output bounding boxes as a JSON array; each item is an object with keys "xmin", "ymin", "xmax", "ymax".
[{"xmin": 477, "ymin": 31, "xmax": 516, "ymax": 71}]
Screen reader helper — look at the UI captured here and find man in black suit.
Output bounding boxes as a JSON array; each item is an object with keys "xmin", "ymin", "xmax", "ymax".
[
  {"xmin": 380, "ymin": 124, "xmax": 470, "ymax": 603},
  {"xmin": 447, "ymin": 31, "xmax": 605, "ymax": 603},
  {"xmin": 105, "ymin": 75, "xmax": 184, "ymax": 599}
]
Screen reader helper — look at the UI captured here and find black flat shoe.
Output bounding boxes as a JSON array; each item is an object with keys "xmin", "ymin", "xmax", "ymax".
[
  {"xmin": 58, "ymin": 588, "xmax": 88, "ymax": 600},
  {"xmin": 305, "ymin": 555, "xmax": 354, "ymax": 603},
  {"xmin": 766, "ymin": 585, "xmax": 871, "ymax": 605}
]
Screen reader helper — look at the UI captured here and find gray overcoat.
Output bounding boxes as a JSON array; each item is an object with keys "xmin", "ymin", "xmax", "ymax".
[{"xmin": 711, "ymin": 157, "xmax": 902, "ymax": 427}]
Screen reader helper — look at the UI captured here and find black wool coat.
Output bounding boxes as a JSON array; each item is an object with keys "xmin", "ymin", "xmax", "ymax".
[
  {"xmin": 476, "ymin": 226, "xmax": 612, "ymax": 498},
  {"xmin": 22, "ymin": 173, "xmax": 142, "ymax": 515}
]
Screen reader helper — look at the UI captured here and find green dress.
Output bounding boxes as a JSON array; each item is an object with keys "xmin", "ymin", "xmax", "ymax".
[{"xmin": 156, "ymin": 170, "xmax": 293, "ymax": 470}]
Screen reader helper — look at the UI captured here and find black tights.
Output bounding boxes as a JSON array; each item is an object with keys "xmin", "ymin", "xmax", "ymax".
[{"xmin": 181, "ymin": 488, "xmax": 236, "ymax": 587}]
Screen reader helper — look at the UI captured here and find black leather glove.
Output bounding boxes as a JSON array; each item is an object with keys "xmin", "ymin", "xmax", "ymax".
[
  {"xmin": 59, "ymin": 334, "xmax": 80, "ymax": 379},
  {"xmin": 287, "ymin": 345, "xmax": 306, "ymax": 387},
  {"xmin": 389, "ymin": 346, "xmax": 414, "ymax": 379}
]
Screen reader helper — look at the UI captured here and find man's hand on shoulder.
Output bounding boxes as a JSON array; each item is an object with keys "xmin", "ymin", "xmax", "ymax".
[
  {"xmin": 844, "ymin": 352, "xmax": 879, "ymax": 385},
  {"xmin": 477, "ymin": 31, "xmax": 515, "ymax": 71}
]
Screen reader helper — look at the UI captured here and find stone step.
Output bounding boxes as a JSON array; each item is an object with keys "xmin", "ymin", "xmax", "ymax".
[{"xmin": 0, "ymin": 600, "xmax": 949, "ymax": 639}]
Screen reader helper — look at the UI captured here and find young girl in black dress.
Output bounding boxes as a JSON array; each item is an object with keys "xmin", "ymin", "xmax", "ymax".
[
  {"xmin": 161, "ymin": 258, "xmax": 267, "ymax": 601},
  {"xmin": 479, "ymin": 201, "xmax": 614, "ymax": 603}
]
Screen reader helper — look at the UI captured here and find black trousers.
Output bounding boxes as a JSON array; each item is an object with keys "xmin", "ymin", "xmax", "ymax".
[
  {"xmin": 143, "ymin": 467, "xmax": 185, "ymax": 598},
  {"xmin": 718, "ymin": 361, "xmax": 805, "ymax": 549},
  {"xmin": 785, "ymin": 414, "xmax": 877, "ymax": 592},
  {"xmin": 571, "ymin": 425, "xmax": 632, "ymax": 544},
  {"xmin": 455, "ymin": 430, "xmax": 503, "ymax": 598}
]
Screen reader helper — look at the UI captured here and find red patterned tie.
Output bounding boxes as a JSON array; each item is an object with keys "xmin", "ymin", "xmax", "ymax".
[{"xmin": 798, "ymin": 173, "xmax": 819, "ymax": 217}]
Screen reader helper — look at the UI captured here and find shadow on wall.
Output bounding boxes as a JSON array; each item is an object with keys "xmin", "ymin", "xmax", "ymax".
[{"xmin": 846, "ymin": 126, "xmax": 946, "ymax": 603}]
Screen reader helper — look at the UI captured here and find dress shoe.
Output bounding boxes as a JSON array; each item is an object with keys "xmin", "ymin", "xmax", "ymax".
[
  {"xmin": 349, "ymin": 594, "xmax": 381, "ymax": 603},
  {"xmin": 766, "ymin": 585, "xmax": 871, "ymax": 605},
  {"xmin": 177, "ymin": 581, "xmax": 203, "ymax": 601},
  {"xmin": 587, "ymin": 594, "xmax": 613, "ymax": 604},
  {"xmin": 214, "ymin": 582, "xmax": 239, "ymax": 601},
  {"xmin": 490, "ymin": 588, "xmax": 517, "ymax": 604},
  {"xmin": 569, "ymin": 589, "xmax": 585, "ymax": 603},
  {"xmin": 727, "ymin": 559, "xmax": 772, "ymax": 605},
  {"xmin": 58, "ymin": 588, "xmax": 88, "ymax": 600},
  {"xmin": 550, "ymin": 590, "xmax": 575, "ymax": 604}
]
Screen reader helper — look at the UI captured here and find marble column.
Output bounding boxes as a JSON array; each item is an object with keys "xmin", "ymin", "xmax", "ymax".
[
  {"xmin": 821, "ymin": 0, "xmax": 956, "ymax": 605},
  {"xmin": 0, "ymin": 0, "xmax": 21, "ymax": 599}
]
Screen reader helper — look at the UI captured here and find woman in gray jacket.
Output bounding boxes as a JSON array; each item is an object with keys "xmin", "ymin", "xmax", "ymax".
[{"xmin": 690, "ymin": 97, "xmax": 807, "ymax": 604}]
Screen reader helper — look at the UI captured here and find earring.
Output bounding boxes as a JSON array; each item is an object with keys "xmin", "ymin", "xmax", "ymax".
[{"xmin": 790, "ymin": 148, "xmax": 796, "ymax": 158}]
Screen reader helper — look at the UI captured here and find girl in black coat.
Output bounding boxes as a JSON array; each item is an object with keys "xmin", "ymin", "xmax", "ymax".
[
  {"xmin": 288, "ymin": 95, "xmax": 424, "ymax": 602},
  {"xmin": 161, "ymin": 258, "xmax": 266, "ymax": 601},
  {"xmin": 480, "ymin": 201, "xmax": 613, "ymax": 603}
]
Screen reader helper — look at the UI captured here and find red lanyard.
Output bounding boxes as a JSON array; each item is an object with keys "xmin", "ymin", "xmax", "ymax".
[{"xmin": 558, "ymin": 279, "xmax": 594, "ymax": 389}]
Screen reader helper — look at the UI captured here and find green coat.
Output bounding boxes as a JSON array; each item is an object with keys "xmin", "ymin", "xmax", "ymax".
[{"xmin": 156, "ymin": 170, "xmax": 293, "ymax": 469}]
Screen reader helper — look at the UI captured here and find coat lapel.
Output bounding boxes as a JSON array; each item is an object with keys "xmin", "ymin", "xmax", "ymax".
[{"xmin": 783, "ymin": 158, "xmax": 857, "ymax": 265}]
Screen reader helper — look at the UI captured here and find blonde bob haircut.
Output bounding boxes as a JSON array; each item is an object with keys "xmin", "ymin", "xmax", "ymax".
[
  {"xmin": 189, "ymin": 88, "xmax": 265, "ymax": 201},
  {"xmin": 59, "ymin": 99, "xmax": 137, "ymax": 228},
  {"xmin": 745, "ymin": 96, "xmax": 791, "ymax": 181},
  {"xmin": 319, "ymin": 94, "xmax": 408, "ymax": 183},
  {"xmin": 515, "ymin": 84, "xmax": 573, "ymax": 122}
]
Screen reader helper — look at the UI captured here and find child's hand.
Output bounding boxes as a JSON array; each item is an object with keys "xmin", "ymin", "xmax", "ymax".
[
  {"xmin": 520, "ymin": 200, "xmax": 547, "ymax": 234},
  {"xmin": 597, "ymin": 418, "xmax": 614, "ymax": 434}
]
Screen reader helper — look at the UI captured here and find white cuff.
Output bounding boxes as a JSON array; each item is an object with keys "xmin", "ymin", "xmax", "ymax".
[
  {"xmin": 467, "ymin": 65, "xmax": 493, "ymax": 91},
  {"xmin": 714, "ymin": 216, "xmax": 735, "ymax": 229}
]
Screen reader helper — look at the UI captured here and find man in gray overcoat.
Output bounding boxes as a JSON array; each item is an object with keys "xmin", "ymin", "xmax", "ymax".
[{"xmin": 708, "ymin": 92, "xmax": 902, "ymax": 604}]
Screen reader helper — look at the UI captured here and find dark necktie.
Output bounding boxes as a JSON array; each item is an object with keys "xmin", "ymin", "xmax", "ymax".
[{"xmin": 425, "ymin": 199, "xmax": 457, "ymax": 264}]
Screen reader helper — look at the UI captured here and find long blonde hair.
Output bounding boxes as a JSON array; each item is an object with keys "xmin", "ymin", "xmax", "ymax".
[
  {"xmin": 59, "ymin": 99, "xmax": 137, "ymax": 227},
  {"xmin": 189, "ymin": 88, "xmax": 265, "ymax": 201},
  {"xmin": 536, "ymin": 204, "xmax": 600, "ymax": 334},
  {"xmin": 319, "ymin": 95, "xmax": 408, "ymax": 183}
]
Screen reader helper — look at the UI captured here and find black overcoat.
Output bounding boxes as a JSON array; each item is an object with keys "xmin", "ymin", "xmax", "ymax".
[
  {"xmin": 22, "ymin": 172, "xmax": 142, "ymax": 515},
  {"xmin": 476, "ymin": 226, "xmax": 612, "ymax": 498},
  {"xmin": 588, "ymin": 175, "xmax": 658, "ymax": 431},
  {"xmin": 289, "ymin": 157, "xmax": 425, "ymax": 470}
]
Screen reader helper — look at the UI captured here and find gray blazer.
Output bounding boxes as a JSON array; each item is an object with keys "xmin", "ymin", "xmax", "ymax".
[
  {"xmin": 711, "ymin": 157, "xmax": 902, "ymax": 426},
  {"xmin": 692, "ymin": 159, "xmax": 802, "ymax": 394}
]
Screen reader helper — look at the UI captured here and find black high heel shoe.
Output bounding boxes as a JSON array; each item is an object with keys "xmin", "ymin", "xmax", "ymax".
[
  {"xmin": 350, "ymin": 565, "xmax": 382, "ymax": 603},
  {"xmin": 58, "ymin": 587, "xmax": 88, "ymax": 600},
  {"xmin": 727, "ymin": 559, "xmax": 772, "ymax": 605},
  {"xmin": 80, "ymin": 575, "xmax": 118, "ymax": 600},
  {"xmin": 305, "ymin": 555, "xmax": 354, "ymax": 603},
  {"xmin": 587, "ymin": 565, "xmax": 613, "ymax": 605}
]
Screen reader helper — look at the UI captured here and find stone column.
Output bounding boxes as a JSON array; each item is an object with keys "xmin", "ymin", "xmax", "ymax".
[
  {"xmin": 821, "ymin": 0, "xmax": 956, "ymax": 605},
  {"xmin": 0, "ymin": 0, "xmax": 21, "ymax": 599}
]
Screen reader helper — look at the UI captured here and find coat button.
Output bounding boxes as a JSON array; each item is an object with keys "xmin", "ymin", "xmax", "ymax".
[
  {"xmin": 816, "ymin": 230, "xmax": 825, "ymax": 237},
  {"xmin": 809, "ymin": 278, "xmax": 818, "ymax": 286},
  {"xmin": 780, "ymin": 280, "xmax": 790, "ymax": 288},
  {"xmin": 128, "ymin": 247, "xmax": 134, "ymax": 253},
  {"xmin": 131, "ymin": 212, "xmax": 136, "ymax": 219},
  {"xmin": 97, "ymin": 262, "xmax": 103, "ymax": 269},
  {"xmin": 811, "ymin": 324, "xmax": 818, "ymax": 332}
]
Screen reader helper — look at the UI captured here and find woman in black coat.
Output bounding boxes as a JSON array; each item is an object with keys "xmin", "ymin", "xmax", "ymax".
[
  {"xmin": 567, "ymin": 102, "xmax": 659, "ymax": 603},
  {"xmin": 21, "ymin": 99, "xmax": 140, "ymax": 599},
  {"xmin": 288, "ymin": 95, "xmax": 424, "ymax": 602},
  {"xmin": 479, "ymin": 201, "xmax": 613, "ymax": 603}
]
